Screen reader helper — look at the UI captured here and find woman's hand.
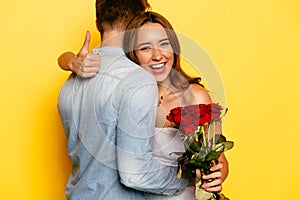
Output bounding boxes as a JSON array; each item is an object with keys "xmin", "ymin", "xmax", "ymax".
[
  {"xmin": 201, "ymin": 162, "xmax": 224, "ymax": 193},
  {"xmin": 58, "ymin": 31, "xmax": 100, "ymax": 78},
  {"xmin": 68, "ymin": 53, "xmax": 100, "ymax": 78}
]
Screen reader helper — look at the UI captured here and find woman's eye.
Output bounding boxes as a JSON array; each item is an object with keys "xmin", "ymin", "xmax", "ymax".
[
  {"xmin": 139, "ymin": 46, "xmax": 151, "ymax": 51},
  {"xmin": 160, "ymin": 41, "xmax": 170, "ymax": 48}
]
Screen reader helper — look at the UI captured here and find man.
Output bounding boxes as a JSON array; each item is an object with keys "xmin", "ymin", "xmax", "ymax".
[{"xmin": 57, "ymin": 0, "xmax": 188, "ymax": 199}]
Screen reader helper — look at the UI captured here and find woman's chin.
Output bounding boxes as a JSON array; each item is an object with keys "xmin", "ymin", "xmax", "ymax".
[{"xmin": 155, "ymin": 76, "xmax": 169, "ymax": 83}]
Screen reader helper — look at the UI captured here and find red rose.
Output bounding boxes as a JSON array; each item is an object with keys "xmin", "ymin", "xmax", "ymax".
[
  {"xmin": 166, "ymin": 107, "xmax": 181, "ymax": 127},
  {"xmin": 166, "ymin": 103, "xmax": 223, "ymax": 135},
  {"xmin": 210, "ymin": 103, "xmax": 223, "ymax": 120},
  {"xmin": 181, "ymin": 124, "xmax": 197, "ymax": 135},
  {"xmin": 198, "ymin": 104, "xmax": 211, "ymax": 125}
]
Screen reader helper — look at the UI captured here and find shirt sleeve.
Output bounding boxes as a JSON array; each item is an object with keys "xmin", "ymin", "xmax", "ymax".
[{"xmin": 116, "ymin": 69, "xmax": 188, "ymax": 195}]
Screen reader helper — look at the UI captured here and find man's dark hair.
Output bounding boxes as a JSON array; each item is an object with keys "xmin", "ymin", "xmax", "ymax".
[{"xmin": 96, "ymin": 0, "xmax": 151, "ymax": 35}]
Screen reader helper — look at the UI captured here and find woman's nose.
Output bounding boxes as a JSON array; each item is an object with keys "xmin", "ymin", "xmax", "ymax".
[{"xmin": 151, "ymin": 48, "xmax": 163, "ymax": 61}]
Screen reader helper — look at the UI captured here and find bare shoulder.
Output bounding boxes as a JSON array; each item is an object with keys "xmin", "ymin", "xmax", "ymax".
[{"xmin": 189, "ymin": 84, "xmax": 212, "ymax": 104}]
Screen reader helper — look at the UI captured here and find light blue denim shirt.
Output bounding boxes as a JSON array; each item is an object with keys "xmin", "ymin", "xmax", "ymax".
[{"xmin": 57, "ymin": 47, "xmax": 188, "ymax": 200}]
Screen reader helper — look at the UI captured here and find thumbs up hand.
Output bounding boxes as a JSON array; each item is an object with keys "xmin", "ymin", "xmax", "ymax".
[{"xmin": 68, "ymin": 31, "xmax": 100, "ymax": 78}]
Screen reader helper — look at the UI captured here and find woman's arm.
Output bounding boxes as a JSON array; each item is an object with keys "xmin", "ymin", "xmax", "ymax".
[
  {"xmin": 189, "ymin": 84, "xmax": 229, "ymax": 192},
  {"xmin": 57, "ymin": 31, "xmax": 100, "ymax": 78},
  {"xmin": 57, "ymin": 51, "xmax": 76, "ymax": 71}
]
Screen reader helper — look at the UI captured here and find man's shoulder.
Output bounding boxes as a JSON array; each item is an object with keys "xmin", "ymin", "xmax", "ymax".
[
  {"xmin": 120, "ymin": 62, "xmax": 156, "ymax": 86},
  {"xmin": 93, "ymin": 47, "xmax": 147, "ymax": 70},
  {"xmin": 103, "ymin": 53, "xmax": 156, "ymax": 84}
]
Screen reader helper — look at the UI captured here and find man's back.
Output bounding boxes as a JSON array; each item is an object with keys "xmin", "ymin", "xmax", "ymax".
[{"xmin": 58, "ymin": 47, "xmax": 158, "ymax": 200}]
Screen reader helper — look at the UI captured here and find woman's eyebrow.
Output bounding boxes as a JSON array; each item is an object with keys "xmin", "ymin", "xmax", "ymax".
[
  {"xmin": 159, "ymin": 38, "xmax": 170, "ymax": 43},
  {"xmin": 136, "ymin": 42, "xmax": 151, "ymax": 48},
  {"xmin": 136, "ymin": 38, "xmax": 170, "ymax": 48}
]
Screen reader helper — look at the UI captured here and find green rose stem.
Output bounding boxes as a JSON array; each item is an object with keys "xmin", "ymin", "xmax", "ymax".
[
  {"xmin": 212, "ymin": 121, "xmax": 216, "ymax": 148},
  {"xmin": 200, "ymin": 125, "xmax": 207, "ymax": 147},
  {"xmin": 207, "ymin": 123, "xmax": 211, "ymax": 148}
]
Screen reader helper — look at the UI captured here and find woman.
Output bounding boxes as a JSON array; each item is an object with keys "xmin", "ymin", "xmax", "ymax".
[{"xmin": 58, "ymin": 12, "xmax": 228, "ymax": 200}]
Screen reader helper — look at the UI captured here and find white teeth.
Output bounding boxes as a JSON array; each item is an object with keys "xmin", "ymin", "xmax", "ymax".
[{"xmin": 150, "ymin": 64, "xmax": 164, "ymax": 69}]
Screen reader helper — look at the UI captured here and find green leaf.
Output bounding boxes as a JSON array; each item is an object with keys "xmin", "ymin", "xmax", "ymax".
[
  {"xmin": 223, "ymin": 141, "xmax": 234, "ymax": 152},
  {"xmin": 214, "ymin": 134, "xmax": 227, "ymax": 143},
  {"xmin": 184, "ymin": 131, "xmax": 204, "ymax": 153},
  {"xmin": 205, "ymin": 150, "xmax": 222, "ymax": 161},
  {"xmin": 176, "ymin": 165, "xmax": 182, "ymax": 179},
  {"xmin": 195, "ymin": 181, "xmax": 214, "ymax": 200},
  {"xmin": 190, "ymin": 153, "xmax": 206, "ymax": 166},
  {"xmin": 213, "ymin": 143, "xmax": 225, "ymax": 153}
]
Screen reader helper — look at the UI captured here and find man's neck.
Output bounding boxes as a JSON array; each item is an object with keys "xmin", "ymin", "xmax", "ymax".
[{"xmin": 100, "ymin": 30, "xmax": 124, "ymax": 48}]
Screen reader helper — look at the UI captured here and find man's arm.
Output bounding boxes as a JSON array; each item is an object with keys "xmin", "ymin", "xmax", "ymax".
[{"xmin": 116, "ymin": 70, "xmax": 188, "ymax": 195}]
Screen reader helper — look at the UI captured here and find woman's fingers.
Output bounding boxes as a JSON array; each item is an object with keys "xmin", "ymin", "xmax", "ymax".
[
  {"xmin": 201, "ymin": 178, "xmax": 222, "ymax": 192},
  {"xmin": 79, "ymin": 54, "xmax": 100, "ymax": 77}
]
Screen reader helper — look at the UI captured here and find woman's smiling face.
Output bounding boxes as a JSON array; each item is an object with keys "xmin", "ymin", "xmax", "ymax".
[{"xmin": 135, "ymin": 22, "xmax": 174, "ymax": 83}]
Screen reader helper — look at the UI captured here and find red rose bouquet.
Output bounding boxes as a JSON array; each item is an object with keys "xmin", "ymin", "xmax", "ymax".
[{"xmin": 166, "ymin": 103, "xmax": 234, "ymax": 200}]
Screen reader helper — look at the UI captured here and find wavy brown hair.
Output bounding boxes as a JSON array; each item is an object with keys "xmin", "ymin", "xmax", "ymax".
[
  {"xmin": 95, "ymin": 0, "xmax": 151, "ymax": 36},
  {"xmin": 123, "ymin": 11, "xmax": 203, "ymax": 90}
]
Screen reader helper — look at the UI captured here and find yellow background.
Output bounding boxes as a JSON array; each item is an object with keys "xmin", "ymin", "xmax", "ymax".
[{"xmin": 1, "ymin": 0, "xmax": 299, "ymax": 199}]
